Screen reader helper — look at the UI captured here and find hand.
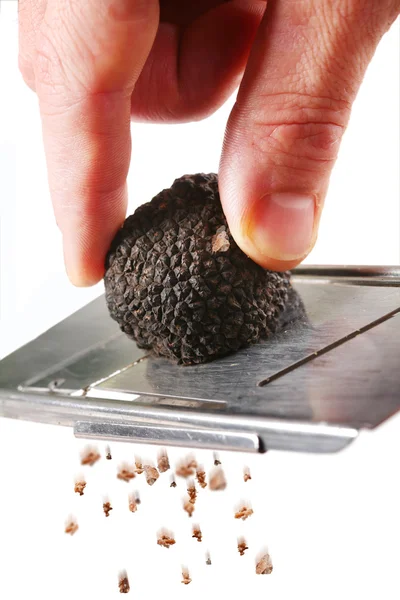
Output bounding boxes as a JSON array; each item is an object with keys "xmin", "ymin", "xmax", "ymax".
[{"xmin": 19, "ymin": 0, "xmax": 399, "ymax": 286}]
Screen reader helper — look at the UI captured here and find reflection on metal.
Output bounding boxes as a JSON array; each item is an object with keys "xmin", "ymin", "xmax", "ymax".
[
  {"xmin": 293, "ymin": 264, "xmax": 400, "ymax": 286},
  {"xmin": 0, "ymin": 265, "xmax": 399, "ymax": 454},
  {"xmin": 257, "ymin": 306, "xmax": 400, "ymax": 386},
  {"xmin": 74, "ymin": 421, "xmax": 260, "ymax": 452}
]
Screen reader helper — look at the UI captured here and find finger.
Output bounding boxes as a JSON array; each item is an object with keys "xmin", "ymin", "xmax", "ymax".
[
  {"xmin": 130, "ymin": 0, "xmax": 266, "ymax": 122},
  {"xmin": 34, "ymin": 0, "xmax": 159, "ymax": 286},
  {"xmin": 18, "ymin": 0, "xmax": 47, "ymax": 91},
  {"xmin": 220, "ymin": 0, "xmax": 400, "ymax": 270}
]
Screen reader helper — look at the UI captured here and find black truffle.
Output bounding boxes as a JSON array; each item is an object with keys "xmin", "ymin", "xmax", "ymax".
[{"xmin": 104, "ymin": 173, "xmax": 296, "ymax": 365}]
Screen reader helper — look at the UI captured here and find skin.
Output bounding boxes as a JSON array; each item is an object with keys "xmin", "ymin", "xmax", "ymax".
[{"xmin": 19, "ymin": 0, "xmax": 400, "ymax": 286}]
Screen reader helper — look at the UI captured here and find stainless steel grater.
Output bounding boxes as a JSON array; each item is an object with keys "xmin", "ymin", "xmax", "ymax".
[{"xmin": 1, "ymin": 265, "xmax": 399, "ymax": 455}]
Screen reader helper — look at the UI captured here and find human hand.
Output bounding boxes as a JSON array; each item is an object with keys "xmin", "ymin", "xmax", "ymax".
[{"xmin": 19, "ymin": 0, "xmax": 399, "ymax": 286}]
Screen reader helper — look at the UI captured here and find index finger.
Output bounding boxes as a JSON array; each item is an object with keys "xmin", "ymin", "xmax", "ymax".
[{"xmin": 34, "ymin": 0, "xmax": 159, "ymax": 285}]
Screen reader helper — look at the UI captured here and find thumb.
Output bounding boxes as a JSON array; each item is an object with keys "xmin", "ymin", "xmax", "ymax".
[
  {"xmin": 220, "ymin": 0, "xmax": 399, "ymax": 270},
  {"xmin": 34, "ymin": 0, "xmax": 159, "ymax": 285}
]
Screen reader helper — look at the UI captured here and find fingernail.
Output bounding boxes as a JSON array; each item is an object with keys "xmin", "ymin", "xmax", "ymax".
[{"xmin": 248, "ymin": 193, "xmax": 315, "ymax": 261}]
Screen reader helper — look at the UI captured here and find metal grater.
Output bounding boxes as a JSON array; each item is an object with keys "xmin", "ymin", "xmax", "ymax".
[{"xmin": 1, "ymin": 265, "xmax": 399, "ymax": 454}]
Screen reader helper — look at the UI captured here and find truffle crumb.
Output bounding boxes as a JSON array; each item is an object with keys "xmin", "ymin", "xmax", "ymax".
[
  {"xmin": 183, "ymin": 498, "xmax": 195, "ymax": 518},
  {"xmin": 65, "ymin": 519, "xmax": 78, "ymax": 535},
  {"xmin": 238, "ymin": 537, "xmax": 248, "ymax": 556},
  {"xmin": 211, "ymin": 226, "xmax": 230, "ymax": 253},
  {"xmin": 243, "ymin": 468, "xmax": 251, "ymax": 482},
  {"xmin": 234, "ymin": 506, "xmax": 253, "ymax": 521},
  {"xmin": 144, "ymin": 465, "xmax": 159, "ymax": 486},
  {"xmin": 135, "ymin": 457, "xmax": 144, "ymax": 475},
  {"xmin": 119, "ymin": 571, "xmax": 130, "ymax": 593},
  {"xmin": 117, "ymin": 464, "xmax": 136, "ymax": 482},
  {"xmin": 181, "ymin": 567, "xmax": 191, "ymax": 585},
  {"xmin": 74, "ymin": 480, "xmax": 86, "ymax": 496},
  {"xmin": 80, "ymin": 446, "xmax": 101, "ymax": 466},
  {"xmin": 196, "ymin": 468, "xmax": 207, "ymax": 489},
  {"xmin": 105, "ymin": 446, "xmax": 112, "ymax": 460},
  {"xmin": 213, "ymin": 453, "xmax": 221, "ymax": 466},
  {"xmin": 192, "ymin": 525, "xmax": 202, "ymax": 542},
  {"xmin": 256, "ymin": 552, "xmax": 273, "ymax": 575},
  {"xmin": 157, "ymin": 529, "xmax": 176, "ymax": 549},
  {"xmin": 128, "ymin": 493, "xmax": 138, "ymax": 513},
  {"xmin": 209, "ymin": 467, "xmax": 227, "ymax": 491},
  {"xmin": 176, "ymin": 464, "xmax": 195, "ymax": 478},
  {"xmin": 170, "ymin": 477, "xmax": 177, "ymax": 488},
  {"xmin": 157, "ymin": 450, "xmax": 170, "ymax": 473},
  {"xmin": 175, "ymin": 455, "xmax": 197, "ymax": 478},
  {"xmin": 206, "ymin": 554, "xmax": 212, "ymax": 566},
  {"xmin": 187, "ymin": 481, "xmax": 197, "ymax": 504},
  {"xmin": 103, "ymin": 501, "xmax": 113, "ymax": 517}
]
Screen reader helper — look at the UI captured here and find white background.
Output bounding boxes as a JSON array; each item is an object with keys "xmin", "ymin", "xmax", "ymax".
[{"xmin": 0, "ymin": 2, "xmax": 399, "ymax": 598}]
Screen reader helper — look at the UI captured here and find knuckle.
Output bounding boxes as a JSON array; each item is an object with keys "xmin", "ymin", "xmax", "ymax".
[
  {"xmin": 107, "ymin": 0, "xmax": 159, "ymax": 22},
  {"xmin": 18, "ymin": 54, "xmax": 36, "ymax": 90},
  {"xmin": 34, "ymin": 28, "xmax": 64, "ymax": 90},
  {"xmin": 268, "ymin": 121, "xmax": 343, "ymax": 165},
  {"xmin": 34, "ymin": 22, "xmax": 111, "ymax": 99},
  {"xmin": 33, "ymin": 27, "xmax": 84, "ymax": 109},
  {"xmin": 34, "ymin": 20, "xmax": 92, "ymax": 93},
  {"xmin": 247, "ymin": 93, "xmax": 348, "ymax": 174},
  {"xmin": 18, "ymin": 0, "xmax": 47, "ymax": 92}
]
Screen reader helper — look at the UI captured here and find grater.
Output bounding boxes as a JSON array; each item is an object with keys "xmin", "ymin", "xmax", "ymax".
[{"xmin": 0, "ymin": 265, "xmax": 399, "ymax": 455}]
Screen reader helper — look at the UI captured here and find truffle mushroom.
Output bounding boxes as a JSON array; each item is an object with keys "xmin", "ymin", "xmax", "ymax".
[{"xmin": 104, "ymin": 174, "xmax": 297, "ymax": 365}]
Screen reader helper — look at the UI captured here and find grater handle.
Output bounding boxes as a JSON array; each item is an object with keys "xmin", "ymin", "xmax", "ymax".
[{"xmin": 74, "ymin": 421, "xmax": 260, "ymax": 452}]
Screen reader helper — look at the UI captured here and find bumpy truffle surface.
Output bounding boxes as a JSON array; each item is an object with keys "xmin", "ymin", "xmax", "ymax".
[{"xmin": 104, "ymin": 173, "xmax": 293, "ymax": 365}]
